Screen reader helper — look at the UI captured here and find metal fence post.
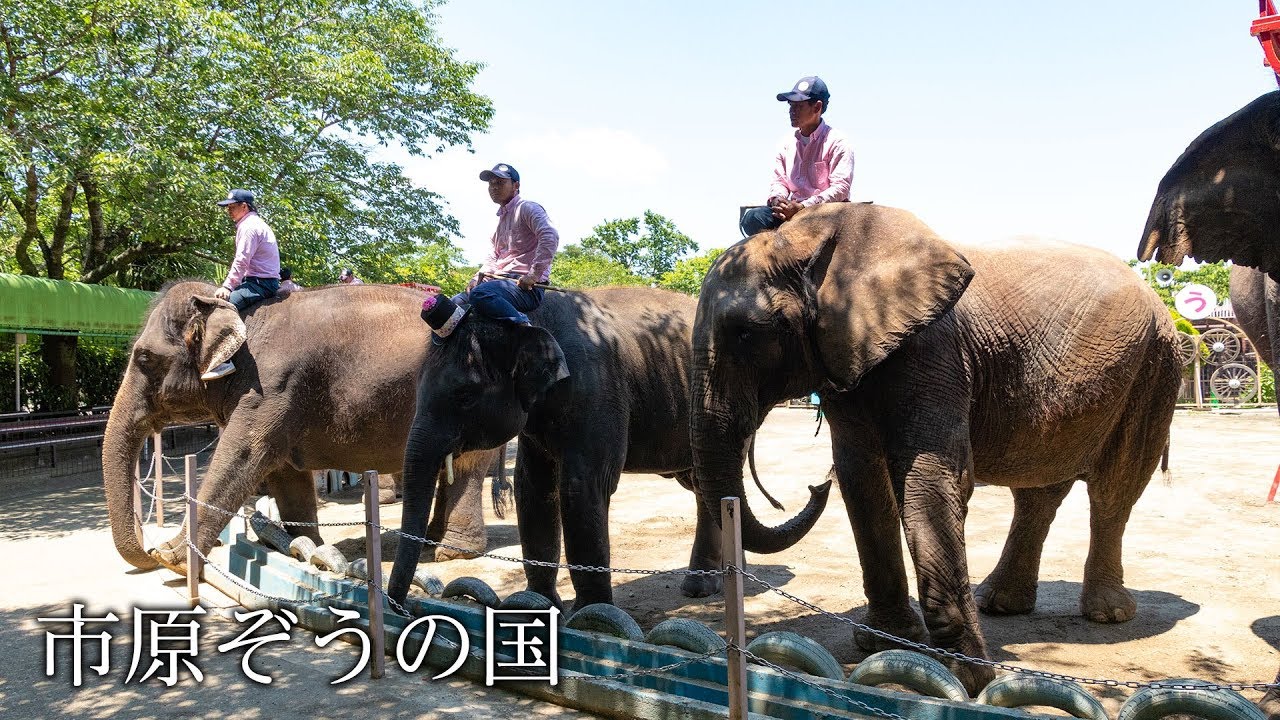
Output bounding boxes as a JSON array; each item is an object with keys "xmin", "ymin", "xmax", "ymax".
[
  {"xmin": 1193, "ymin": 351, "xmax": 1204, "ymax": 409},
  {"xmin": 364, "ymin": 470, "xmax": 386, "ymax": 679},
  {"xmin": 185, "ymin": 454, "xmax": 201, "ymax": 606},
  {"xmin": 153, "ymin": 432, "xmax": 165, "ymax": 528},
  {"xmin": 721, "ymin": 497, "xmax": 748, "ymax": 719}
]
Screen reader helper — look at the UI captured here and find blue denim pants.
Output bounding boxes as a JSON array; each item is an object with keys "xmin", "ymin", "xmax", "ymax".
[
  {"xmin": 453, "ymin": 279, "xmax": 544, "ymax": 325},
  {"xmin": 229, "ymin": 276, "xmax": 279, "ymax": 312},
  {"xmin": 740, "ymin": 205, "xmax": 784, "ymax": 238}
]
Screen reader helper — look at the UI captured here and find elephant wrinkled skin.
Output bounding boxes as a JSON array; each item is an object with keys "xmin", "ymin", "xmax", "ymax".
[
  {"xmin": 692, "ymin": 202, "xmax": 1179, "ymax": 695},
  {"xmin": 102, "ymin": 281, "xmax": 500, "ymax": 574}
]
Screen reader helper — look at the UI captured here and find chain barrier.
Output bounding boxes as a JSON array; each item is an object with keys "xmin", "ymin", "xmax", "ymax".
[
  {"xmin": 134, "ymin": 474, "xmax": 1277, "ymax": 695},
  {"xmin": 730, "ymin": 642, "xmax": 908, "ymax": 720},
  {"xmin": 732, "ymin": 566, "xmax": 1280, "ymax": 693}
]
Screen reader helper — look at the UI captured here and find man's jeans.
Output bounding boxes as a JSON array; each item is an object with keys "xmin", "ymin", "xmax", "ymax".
[
  {"xmin": 229, "ymin": 276, "xmax": 280, "ymax": 312},
  {"xmin": 740, "ymin": 206, "xmax": 784, "ymax": 238},
  {"xmin": 454, "ymin": 279, "xmax": 544, "ymax": 325}
]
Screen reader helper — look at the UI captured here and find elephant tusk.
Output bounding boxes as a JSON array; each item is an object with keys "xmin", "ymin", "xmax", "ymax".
[{"xmin": 446, "ymin": 452, "xmax": 454, "ymax": 485}]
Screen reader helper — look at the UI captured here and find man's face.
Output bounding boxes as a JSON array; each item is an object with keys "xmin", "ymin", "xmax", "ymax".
[
  {"xmin": 788, "ymin": 100, "xmax": 823, "ymax": 132},
  {"xmin": 224, "ymin": 202, "xmax": 249, "ymax": 222},
  {"xmin": 488, "ymin": 177, "xmax": 518, "ymax": 206}
]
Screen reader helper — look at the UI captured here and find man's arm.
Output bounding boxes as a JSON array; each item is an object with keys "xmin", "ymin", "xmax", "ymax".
[
  {"xmin": 522, "ymin": 202, "xmax": 560, "ymax": 287},
  {"xmin": 767, "ymin": 144, "xmax": 791, "ymax": 204},
  {"xmin": 222, "ymin": 223, "xmax": 261, "ymax": 291},
  {"xmin": 800, "ymin": 137, "xmax": 854, "ymax": 207}
]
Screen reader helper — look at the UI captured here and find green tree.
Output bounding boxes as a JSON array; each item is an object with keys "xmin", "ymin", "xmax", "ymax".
[
  {"xmin": 1129, "ymin": 260, "xmax": 1231, "ymax": 310},
  {"xmin": 580, "ymin": 210, "xmax": 697, "ymax": 282},
  {"xmin": 550, "ymin": 245, "xmax": 645, "ymax": 289},
  {"xmin": 658, "ymin": 248, "xmax": 724, "ymax": 296},
  {"xmin": 2, "ymin": 0, "xmax": 491, "ymax": 406}
]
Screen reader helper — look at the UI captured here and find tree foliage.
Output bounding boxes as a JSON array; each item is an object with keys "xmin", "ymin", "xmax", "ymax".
[
  {"xmin": 579, "ymin": 210, "xmax": 697, "ymax": 282},
  {"xmin": 657, "ymin": 248, "xmax": 723, "ymax": 296},
  {"xmin": 1, "ymin": 0, "xmax": 492, "ymax": 289},
  {"xmin": 1129, "ymin": 260, "xmax": 1231, "ymax": 311},
  {"xmin": 549, "ymin": 245, "xmax": 644, "ymax": 289}
]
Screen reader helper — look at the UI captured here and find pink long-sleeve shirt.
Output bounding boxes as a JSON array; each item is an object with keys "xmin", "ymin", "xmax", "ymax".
[
  {"xmin": 477, "ymin": 194, "xmax": 560, "ymax": 283},
  {"xmin": 766, "ymin": 120, "xmax": 854, "ymax": 207},
  {"xmin": 221, "ymin": 212, "xmax": 280, "ymax": 290}
]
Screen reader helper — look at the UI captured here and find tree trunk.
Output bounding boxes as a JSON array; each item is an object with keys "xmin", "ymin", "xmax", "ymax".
[{"xmin": 39, "ymin": 335, "xmax": 78, "ymax": 410}]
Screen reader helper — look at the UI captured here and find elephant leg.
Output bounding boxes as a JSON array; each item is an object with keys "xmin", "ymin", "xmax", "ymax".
[
  {"xmin": 679, "ymin": 470, "xmax": 723, "ymax": 598},
  {"xmin": 827, "ymin": 415, "xmax": 927, "ymax": 651},
  {"xmin": 263, "ymin": 466, "xmax": 322, "ymax": 545},
  {"xmin": 423, "ymin": 451, "xmax": 488, "ymax": 562},
  {"xmin": 976, "ymin": 479, "xmax": 1075, "ymax": 615},
  {"xmin": 1260, "ymin": 665, "xmax": 1280, "ymax": 719},
  {"xmin": 514, "ymin": 441, "xmax": 564, "ymax": 608},
  {"xmin": 1079, "ymin": 445, "xmax": 1158, "ymax": 623},
  {"xmin": 153, "ymin": 414, "xmax": 286, "ymax": 573},
  {"xmin": 890, "ymin": 434, "xmax": 993, "ymax": 696},
  {"xmin": 558, "ymin": 452, "xmax": 621, "ymax": 613}
]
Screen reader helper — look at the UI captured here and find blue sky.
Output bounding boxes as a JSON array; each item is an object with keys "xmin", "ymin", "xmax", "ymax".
[{"xmin": 391, "ymin": 1, "xmax": 1279, "ymax": 268}]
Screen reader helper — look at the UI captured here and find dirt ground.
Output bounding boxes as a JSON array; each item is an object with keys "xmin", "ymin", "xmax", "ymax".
[
  {"xmin": 2, "ymin": 407, "xmax": 1277, "ymax": 718},
  {"xmin": 356, "ymin": 406, "xmax": 1280, "ymax": 716}
]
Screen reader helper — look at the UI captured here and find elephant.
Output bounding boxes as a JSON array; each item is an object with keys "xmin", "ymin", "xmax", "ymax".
[
  {"xmin": 1136, "ymin": 89, "xmax": 1280, "ymax": 719},
  {"xmin": 1230, "ymin": 264, "xmax": 1274, "ymax": 368},
  {"xmin": 103, "ymin": 280, "xmax": 503, "ymax": 574},
  {"xmin": 387, "ymin": 286, "xmax": 767, "ymax": 612},
  {"xmin": 691, "ymin": 202, "xmax": 1180, "ymax": 695}
]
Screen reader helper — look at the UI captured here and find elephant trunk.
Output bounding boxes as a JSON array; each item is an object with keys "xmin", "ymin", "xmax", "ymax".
[
  {"xmin": 690, "ymin": 367, "xmax": 830, "ymax": 554},
  {"xmin": 387, "ymin": 425, "xmax": 452, "ymax": 605},
  {"xmin": 102, "ymin": 372, "xmax": 160, "ymax": 570}
]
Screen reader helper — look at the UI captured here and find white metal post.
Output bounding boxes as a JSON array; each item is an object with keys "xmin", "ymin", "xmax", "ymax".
[
  {"xmin": 364, "ymin": 470, "xmax": 386, "ymax": 679},
  {"xmin": 153, "ymin": 432, "xmax": 165, "ymax": 527},
  {"xmin": 185, "ymin": 454, "xmax": 201, "ymax": 606},
  {"xmin": 721, "ymin": 497, "xmax": 748, "ymax": 719}
]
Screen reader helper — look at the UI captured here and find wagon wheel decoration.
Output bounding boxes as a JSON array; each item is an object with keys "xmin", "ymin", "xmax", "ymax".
[
  {"xmin": 1209, "ymin": 362, "xmax": 1258, "ymax": 404},
  {"xmin": 1174, "ymin": 332, "xmax": 1198, "ymax": 366},
  {"xmin": 1198, "ymin": 328, "xmax": 1242, "ymax": 363}
]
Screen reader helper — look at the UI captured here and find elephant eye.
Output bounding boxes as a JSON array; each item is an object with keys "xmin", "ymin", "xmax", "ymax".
[{"xmin": 134, "ymin": 350, "xmax": 150, "ymax": 365}]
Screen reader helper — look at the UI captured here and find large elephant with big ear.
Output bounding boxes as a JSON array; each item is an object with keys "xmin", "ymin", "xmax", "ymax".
[
  {"xmin": 103, "ymin": 281, "xmax": 502, "ymax": 574},
  {"xmin": 386, "ymin": 286, "xmax": 793, "ymax": 612},
  {"xmin": 1137, "ymin": 89, "xmax": 1280, "ymax": 719},
  {"xmin": 692, "ymin": 202, "xmax": 1179, "ymax": 695}
]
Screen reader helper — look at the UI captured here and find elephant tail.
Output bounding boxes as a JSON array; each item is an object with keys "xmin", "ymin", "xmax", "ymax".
[
  {"xmin": 748, "ymin": 433, "xmax": 786, "ymax": 511},
  {"xmin": 1160, "ymin": 439, "xmax": 1172, "ymax": 486}
]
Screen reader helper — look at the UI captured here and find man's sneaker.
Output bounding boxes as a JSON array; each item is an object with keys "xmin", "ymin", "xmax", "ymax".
[{"xmin": 200, "ymin": 361, "xmax": 236, "ymax": 381}]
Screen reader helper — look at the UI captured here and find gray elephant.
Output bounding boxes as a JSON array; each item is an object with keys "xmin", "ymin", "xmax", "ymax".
[
  {"xmin": 103, "ymin": 281, "xmax": 501, "ymax": 573},
  {"xmin": 1137, "ymin": 90, "xmax": 1280, "ymax": 718},
  {"xmin": 691, "ymin": 202, "xmax": 1179, "ymax": 694},
  {"xmin": 388, "ymin": 286, "xmax": 737, "ymax": 612}
]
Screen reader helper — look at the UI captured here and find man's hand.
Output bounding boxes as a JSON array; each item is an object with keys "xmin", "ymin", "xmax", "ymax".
[
  {"xmin": 771, "ymin": 199, "xmax": 804, "ymax": 221},
  {"xmin": 517, "ymin": 273, "xmax": 539, "ymax": 290},
  {"xmin": 214, "ymin": 286, "xmax": 231, "ymax": 301}
]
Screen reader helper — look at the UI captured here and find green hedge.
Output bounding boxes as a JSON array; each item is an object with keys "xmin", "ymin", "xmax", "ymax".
[{"xmin": 0, "ymin": 335, "xmax": 130, "ymax": 412}]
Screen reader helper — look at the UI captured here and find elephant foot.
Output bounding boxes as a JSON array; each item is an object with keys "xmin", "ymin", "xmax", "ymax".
[
  {"xmin": 149, "ymin": 539, "xmax": 188, "ymax": 576},
  {"xmin": 1079, "ymin": 581, "xmax": 1136, "ymax": 623},
  {"xmin": 852, "ymin": 610, "xmax": 928, "ymax": 653},
  {"xmin": 948, "ymin": 658, "xmax": 995, "ymax": 699},
  {"xmin": 975, "ymin": 576, "xmax": 1037, "ymax": 615},
  {"xmin": 1260, "ymin": 687, "xmax": 1280, "ymax": 720},
  {"xmin": 423, "ymin": 535, "xmax": 484, "ymax": 562},
  {"xmin": 680, "ymin": 573, "xmax": 722, "ymax": 598}
]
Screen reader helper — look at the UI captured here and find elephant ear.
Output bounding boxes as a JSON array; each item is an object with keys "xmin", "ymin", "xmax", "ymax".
[
  {"xmin": 185, "ymin": 295, "xmax": 247, "ymax": 375},
  {"xmin": 512, "ymin": 326, "xmax": 570, "ymax": 412},
  {"xmin": 781, "ymin": 205, "xmax": 974, "ymax": 390}
]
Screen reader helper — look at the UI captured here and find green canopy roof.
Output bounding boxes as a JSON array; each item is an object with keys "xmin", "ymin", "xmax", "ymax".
[{"xmin": 0, "ymin": 273, "xmax": 154, "ymax": 338}]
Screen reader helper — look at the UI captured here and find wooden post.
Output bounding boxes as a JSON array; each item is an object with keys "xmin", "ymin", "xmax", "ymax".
[
  {"xmin": 185, "ymin": 454, "xmax": 201, "ymax": 606},
  {"xmin": 153, "ymin": 432, "xmax": 165, "ymax": 528},
  {"xmin": 721, "ymin": 497, "xmax": 748, "ymax": 719},
  {"xmin": 364, "ymin": 470, "xmax": 386, "ymax": 679},
  {"xmin": 1193, "ymin": 351, "xmax": 1204, "ymax": 409}
]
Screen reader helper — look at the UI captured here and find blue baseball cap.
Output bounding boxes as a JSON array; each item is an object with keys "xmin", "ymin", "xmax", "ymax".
[
  {"xmin": 216, "ymin": 188, "xmax": 256, "ymax": 206},
  {"xmin": 479, "ymin": 163, "xmax": 520, "ymax": 183},
  {"xmin": 777, "ymin": 76, "xmax": 830, "ymax": 103}
]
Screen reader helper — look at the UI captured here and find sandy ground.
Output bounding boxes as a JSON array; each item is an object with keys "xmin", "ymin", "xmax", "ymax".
[{"xmin": 1, "ymin": 407, "xmax": 1277, "ymax": 718}]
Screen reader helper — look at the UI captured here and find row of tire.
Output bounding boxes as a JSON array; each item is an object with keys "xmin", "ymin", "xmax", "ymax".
[{"xmin": 252, "ymin": 514, "xmax": 1267, "ymax": 720}]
